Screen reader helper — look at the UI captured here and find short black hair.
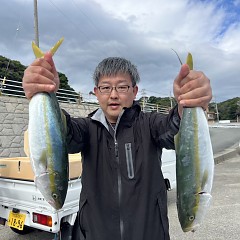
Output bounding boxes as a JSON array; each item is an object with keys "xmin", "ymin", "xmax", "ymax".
[{"xmin": 93, "ymin": 57, "xmax": 140, "ymax": 86}]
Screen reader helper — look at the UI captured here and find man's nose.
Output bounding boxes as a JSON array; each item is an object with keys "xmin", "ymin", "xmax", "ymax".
[{"xmin": 109, "ymin": 87, "xmax": 119, "ymax": 97}]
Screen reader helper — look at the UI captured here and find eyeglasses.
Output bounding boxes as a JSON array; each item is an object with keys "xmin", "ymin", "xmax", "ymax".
[{"xmin": 98, "ymin": 85, "xmax": 131, "ymax": 94}]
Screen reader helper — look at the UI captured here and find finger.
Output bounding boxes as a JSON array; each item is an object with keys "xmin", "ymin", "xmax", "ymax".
[
  {"xmin": 178, "ymin": 78, "xmax": 198, "ymax": 95},
  {"xmin": 23, "ymin": 67, "xmax": 55, "ymax": 84},
  {"xmin": 31, "ymin": 57, "xmax": 53, "ymax": 72},
  {"xmin": 23, "ymin": 66, "xmax": 55, "ymax": 84},
  {"xmin": 179, "ymin": 86, "xmax": 206, "ymax": 100},
  {"xmin": 23, "ymin": 79, "xmax": 56, "ymax": 99},
  {"xmin": 44, "ymin": 52, "xmax": 59, "ymax": 87},
  {"xmin": 44, "ymin": 52, "xmax": 57, "ymax": 74},
  {"xmin": 174, "ymin": 64, "xmax": 190, "ymax": 85},
  {"xmin": 182, "ymin": 73, "xmax": 210, "ymax": 95},
  {"xmin": 178, "ymin": 95, "xmax": 212, "ymax": 108}
]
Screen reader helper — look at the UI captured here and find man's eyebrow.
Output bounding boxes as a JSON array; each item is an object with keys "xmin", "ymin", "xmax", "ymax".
[{"xmin": 100, "ymin": 79, "xmax": 129, "ymax": 85}]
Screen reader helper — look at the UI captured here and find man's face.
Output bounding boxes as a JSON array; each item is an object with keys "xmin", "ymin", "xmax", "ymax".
[{"xmin": 94, "ymin": 73, "xmax": 138, "ymax": 123}]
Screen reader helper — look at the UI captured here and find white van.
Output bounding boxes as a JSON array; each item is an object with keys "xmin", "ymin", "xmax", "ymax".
[{"xmin": 161, "ymin": 148, "xmax": 176, "ymax": 190}]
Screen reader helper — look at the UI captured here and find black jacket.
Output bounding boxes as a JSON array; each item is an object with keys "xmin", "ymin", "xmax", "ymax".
[{"xmin": 64, "ymin": 102, "xmax": 180, "ymax": 240}]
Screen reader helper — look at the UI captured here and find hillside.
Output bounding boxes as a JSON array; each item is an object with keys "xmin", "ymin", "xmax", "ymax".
[{"xmin": 0, "ymin": 55, "xmax": 75, "ymax": 92}]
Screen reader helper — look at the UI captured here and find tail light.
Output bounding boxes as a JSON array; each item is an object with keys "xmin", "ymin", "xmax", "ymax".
[{"xmin": 33, "ymin": 213, "xmax": 52, "ymax": 227}]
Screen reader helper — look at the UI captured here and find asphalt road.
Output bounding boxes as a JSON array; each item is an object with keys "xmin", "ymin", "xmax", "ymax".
[
  {"xmin": 209, "ymin": 125, "xmax": 240, "ymax": 154},
  {"xmin": 168, "ymin": 155, "xmax": 240, "ymax": 240}
]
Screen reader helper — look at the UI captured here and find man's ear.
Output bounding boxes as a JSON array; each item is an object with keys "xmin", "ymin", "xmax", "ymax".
[
  {"xmin": 94, "ymin": 87, "xmax": 98, "ymax": 95},
  {"xmin": 133, "ymin": 85, "xmax": 138, "ymax": 98}
]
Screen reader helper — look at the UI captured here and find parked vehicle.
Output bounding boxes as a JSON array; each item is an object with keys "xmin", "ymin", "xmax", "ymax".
[{"xmin": 0, "ymin": 153, "xmax": 81, "ymax": 239}]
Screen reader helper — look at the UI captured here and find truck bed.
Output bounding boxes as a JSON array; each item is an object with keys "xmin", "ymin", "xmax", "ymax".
[{"xmin": 0, "ymin": 153, "xmax": 82, "ymax": 233}]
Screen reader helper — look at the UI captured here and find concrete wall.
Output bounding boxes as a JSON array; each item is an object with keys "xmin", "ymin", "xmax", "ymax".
[{"xmin": 0, "ymin": 95, "xmax": 98, "ymax": 158}]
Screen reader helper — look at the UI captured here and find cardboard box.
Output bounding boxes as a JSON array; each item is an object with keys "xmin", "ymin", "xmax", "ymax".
[{"xmin": 0, "ymin": 154, "xmax": 82, "ymax": 181}]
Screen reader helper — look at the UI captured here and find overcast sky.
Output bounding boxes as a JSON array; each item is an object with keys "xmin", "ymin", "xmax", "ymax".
[{"xmin": 0, "ymin": 0, "xmax": 239, "ymax": 102}]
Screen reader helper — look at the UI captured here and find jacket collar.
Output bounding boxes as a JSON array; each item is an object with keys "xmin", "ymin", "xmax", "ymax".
[{"xmin": 89, "ymin": 101, "xmax": 141, "ymax": 130}]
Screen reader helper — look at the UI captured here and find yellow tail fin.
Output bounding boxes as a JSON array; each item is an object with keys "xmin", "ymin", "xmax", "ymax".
[{"xmin": 32, "ymin": 37, "xmax": 64, "ymax": 58}]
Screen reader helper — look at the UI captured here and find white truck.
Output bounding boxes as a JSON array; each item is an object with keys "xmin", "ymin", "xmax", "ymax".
[
  {"xmin": 0, "ymin": 132, "xmax": 82, "ymax": 239},
  {"xmin": 0, "ymin": 170, "xmax": 81, "ymax": 238},
  {"xmin": 161, "ymin": 148, "xmax": 176, "ymax": 190},
  {"xmin": 0, "ymin": 133, "xmax": 176, "ymax": 239}
]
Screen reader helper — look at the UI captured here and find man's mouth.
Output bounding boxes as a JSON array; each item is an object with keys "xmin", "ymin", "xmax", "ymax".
[{"xmin": 109, "ymin": 103, "xmax": 120, "ymax": 109}]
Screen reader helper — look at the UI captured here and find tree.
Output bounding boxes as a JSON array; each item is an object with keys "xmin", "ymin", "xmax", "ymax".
[
  {"xmin": 217, "ymin": 97, "xmax": 240, "ymax": 121},
  {"xmin": 0, "ymin": 55, "xmax": 78, "ymax": 99}
]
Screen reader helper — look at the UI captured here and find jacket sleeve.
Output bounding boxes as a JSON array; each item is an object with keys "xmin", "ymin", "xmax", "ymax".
[
  {"xmin": 62, "ymin": 109, "xmax": 89, "ymax": 154},
  {"xmin": 150, "ymin": 104, "xmax": 181, "ymax": 150}
]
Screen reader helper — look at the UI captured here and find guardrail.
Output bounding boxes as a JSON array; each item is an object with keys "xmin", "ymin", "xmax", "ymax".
[{"xmin": 0, "ymin": 77, "xmax": 170, "ymax": 114}]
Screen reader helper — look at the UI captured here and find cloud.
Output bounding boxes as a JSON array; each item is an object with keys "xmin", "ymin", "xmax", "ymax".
[{"xmin": 0, "ymin": 0, "xmax": 239, "ymax": 102}]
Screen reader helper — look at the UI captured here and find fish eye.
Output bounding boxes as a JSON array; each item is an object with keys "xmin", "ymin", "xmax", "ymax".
[
  {"xmin": 52, "ymin": 193, "xmax": 58, "ymax": 199},
  {"xmin": 189, "ymin": 215, "xmax": 195, "ymax": 221}
]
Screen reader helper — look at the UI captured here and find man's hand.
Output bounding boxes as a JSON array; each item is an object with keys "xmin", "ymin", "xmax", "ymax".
[
  {"xmin": 22, "ymin": 52, "xmax": 59, "ymax": 99},
  {"xmin": 173, "ymin": 64, "xmax": 212, "ymax": 117}
]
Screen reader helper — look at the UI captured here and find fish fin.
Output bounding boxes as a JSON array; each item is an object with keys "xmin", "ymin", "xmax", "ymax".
[
  {"xmin": 61, "ymin": 110, "xmax": 67, "ymax": 134},
  {"xmin": 50, "ymin": 37, "xmax": 64, "ymax": 56},
  {"xmin": 201, "ymin": 169, "xmax": 209, "ymax": 190},
  {"xmin": 32, "ymin": 37, "xmax": 64, "ymax": 59},
  {"xmin": 186, "ymin": 53, "xmax": 193, "ymax": 70},
  {"xmin": 32, "ymin": 41, "xmax": 44, "ymax": 58},
  {"xmin": 174, "ymin": 132, "xmax": 180, "ymax": 153},
  {"xmin": 171, "ymin": 49, "xmax": 183, "ymax": 65},
  {"xmin": 39, "ymin": 150, "xmax": 48, "ymax": 170}
]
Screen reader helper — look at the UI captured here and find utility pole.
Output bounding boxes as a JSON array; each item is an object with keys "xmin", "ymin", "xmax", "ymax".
[
  {"xmin": 169, "ymin": 91, "xmax": 173, "ymax": 108},
  {"xmin": 34, "ymin": 0, "xmax": 39, "ymax": 47},
  {"xmin": 141, "ymin": 89, "xmax": 147, "ymax": 112},
  {"xmin": 214, "ymin": 96, "xmax": 219, "ymax": 123}
]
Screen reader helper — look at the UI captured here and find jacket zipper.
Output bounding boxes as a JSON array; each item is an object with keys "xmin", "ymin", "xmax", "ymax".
[
  {"xmin": 111, "ymin": 112, "xmax": 124, "ymax": 240},
  {"xmin": 114, "ymin": 139, "xmax": 124, "ymax": 239}
]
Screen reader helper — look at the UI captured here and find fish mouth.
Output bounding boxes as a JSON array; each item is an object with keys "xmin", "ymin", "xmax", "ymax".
[{"xmin": 183, "ymin": 223, "xmax": 200, "ymax": 233}]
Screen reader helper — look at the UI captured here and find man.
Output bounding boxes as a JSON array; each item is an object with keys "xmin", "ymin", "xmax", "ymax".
[{"xmin": 23, "ymin": 53, "xmax": 212, "ymax": 240}]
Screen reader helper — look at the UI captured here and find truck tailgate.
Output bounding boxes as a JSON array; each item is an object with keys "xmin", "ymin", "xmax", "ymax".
[{"xmin": 0, "ymin": 178, "xmax": 81, "ymax": 233}]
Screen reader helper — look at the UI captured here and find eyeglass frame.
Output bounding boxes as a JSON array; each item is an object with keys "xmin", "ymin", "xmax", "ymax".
[{"xmin": 97, "ymin": 85, "xmax": 133, "ymax": 94}]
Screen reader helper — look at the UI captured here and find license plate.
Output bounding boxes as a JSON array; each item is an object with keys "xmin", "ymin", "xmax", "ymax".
[{"xmin": 7, "ymin": 211, "xmax": 26, "ymax": 230}]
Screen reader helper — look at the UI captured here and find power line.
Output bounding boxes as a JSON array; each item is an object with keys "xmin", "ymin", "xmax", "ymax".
[
  {"xmin": 70, "ymin": 0, "xmax": 124, "ymax": 57},
  {"xmin": 47, "ymin": 0, "xmax": 123, "ymax": 57},
  {"xmin": 48, "ymin": 0, "xmax": 90, "ymax": 42},
  {"xmin": 144, "ymin": 89, "xmax": 171, "ymax": 97},
  {"xmin": 70, "ymin": 0, "xmax": 107, "ymax": 40}
]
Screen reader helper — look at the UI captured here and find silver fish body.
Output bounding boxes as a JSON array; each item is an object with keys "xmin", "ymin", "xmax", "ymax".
[
  {"xmin": 28, "ymin": 92, "xmax": 68, "ymax": 210},
  {"xmin": 175, "ymin": 107, "xmax": 214, "ymax": 232}
]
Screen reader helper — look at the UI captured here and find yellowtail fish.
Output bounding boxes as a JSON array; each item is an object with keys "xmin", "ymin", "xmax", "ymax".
[
  {"xmin": 174, "ymin": 53, "xmax": 214, "ymax": 232},
  {"xmin": 28, "ymin": 38, "xmax": 69, "ymax": 210}
]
